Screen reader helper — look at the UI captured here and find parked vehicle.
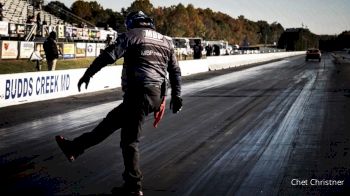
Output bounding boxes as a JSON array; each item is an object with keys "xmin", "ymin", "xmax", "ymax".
[{"xmin": 172, "ymin": 37, "xmax": 192, "ymax": 59}]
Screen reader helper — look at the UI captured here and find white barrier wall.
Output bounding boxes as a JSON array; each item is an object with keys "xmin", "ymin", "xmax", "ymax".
[
  {"xmin": 0, "ymin": 52, "xmax": 304, "ymax": 108},
  {"xmin": 179, "ymin": 59, "xmax": 209, "ymax": 76},
  {"xmin": 0, "ymin": 66, "xmax": 121, "ymax": 108},
  {"xmin": 207, "ymin": 51, "xmax": 305, "ymax": 70}
]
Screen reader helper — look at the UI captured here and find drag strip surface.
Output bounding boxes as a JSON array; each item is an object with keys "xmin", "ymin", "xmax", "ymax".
[{"xmin": 0, "ymin": 55, "xmax": 341, "ymax": 195}]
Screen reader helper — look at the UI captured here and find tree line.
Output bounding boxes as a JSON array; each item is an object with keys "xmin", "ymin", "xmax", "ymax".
[
  {"xmin": 319, "ymin": 31, "xmax": 350, "ymax": 51},
  {"xmin": 45, "ymin": 0, "xmax": 349, "ymax": 50},
  {"xmin": 45, "ymin": 0, "xmax": 284, "ymax": 46}
]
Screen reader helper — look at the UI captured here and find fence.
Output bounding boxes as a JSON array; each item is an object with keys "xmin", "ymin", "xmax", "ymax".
[{"xmin": 0, "ymin": 40, "xmax": 106, "ymax": 60}]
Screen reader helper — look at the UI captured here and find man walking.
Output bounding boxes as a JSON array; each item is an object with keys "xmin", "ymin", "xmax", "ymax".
[
  {"xmin": 55, "ymin": 11, "xmax": 182, "ymax": 196},
  {"xmin": 43, "ymin": 31, "xmax": 59, "ymax": 71}
]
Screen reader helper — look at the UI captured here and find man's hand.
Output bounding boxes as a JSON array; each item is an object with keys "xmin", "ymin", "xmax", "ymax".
[
  {"xmin": 170, "ymin": 96, "xmax": 182, "ymax": 113},
  {"xmin": 78, "ymin": 75, "xmax": 90, "ymax": 92}
]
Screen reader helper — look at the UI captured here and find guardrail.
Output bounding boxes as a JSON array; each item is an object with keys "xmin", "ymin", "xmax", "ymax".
[{"xmin": 0, "ymin": 51, "xmax": 304, "ymax": 108}]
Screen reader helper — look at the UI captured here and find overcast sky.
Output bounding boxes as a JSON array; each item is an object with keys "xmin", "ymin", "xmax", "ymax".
[{"xmin": 50, "ymin": 0, "xmax": 350, "ymax": 35}]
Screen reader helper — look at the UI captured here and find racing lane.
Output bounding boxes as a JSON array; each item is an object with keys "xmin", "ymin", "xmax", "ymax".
[{"xmin": 1, "ymin": 54, "xmax": 347, "ymax": 195}]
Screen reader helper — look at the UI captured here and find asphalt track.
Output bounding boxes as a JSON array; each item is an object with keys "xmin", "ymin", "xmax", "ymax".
[{"xmin": 1, "ymin": 54, "xmax": 350, "ymax": 195}]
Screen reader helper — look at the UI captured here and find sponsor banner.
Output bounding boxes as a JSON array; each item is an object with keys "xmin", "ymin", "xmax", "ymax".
[
  {"xmin": 19, "ymin": 41, "xmax": 35, "ymax": 59},
  {"xmin": 1, "ymin": 41, "xmax": 18, "ymax": 59},
  {"xmin": 35, "ymin": 43, "xmax": 46, "ymax": 58},
  {"xmin": 82, "ymin": 28, "xmax": 89, "ymax": 40},
  {"xmin": 8, "ymin": 23, "xmax": 17, "ymax": 37},
  {"xmin": 76, "ymin": 28, "xmax": 83, "ymax": 39},
  {"xmin": 42, "ymin": 26, "xmax": 57, "ymax": 38},
  {"xmin": 0, "ymin": 52, "xmax": 304, "ymax": 107},
  {"xmin": 86, "ymin": 43, "xmax": 96, "ymax": 57},
  {"xmin": 75, "ymin": 42, "xmax": 86, "ymax": 57},
  {"xmin": 17, "ymin": 24, "xmax": 25, "ymax": 37},
  {"xmin": 7, "ymin": 24, "xmax": 26, "ymax": 38},
  {"xmin": 0, "ymin": 21, "xmax": 9, "ymax": 35},
  {"xmin": 89, "ymin": 29, "xmax": 100, "ymax": 40},
  {"xmin": 63, "ymin": 43, "xmax": 75, "ymax": 59},
  {"xmin": 72, "ymin": 27, "xmax": 78, "ymax": 39},
  {"xmin": 96, "ymin": 43, "xmax": 106, "ymax": 56},
  {"xmin": 0, "ymin": 67, "xmax": 122, "ymax": 107},
  {"xmin": 65, "ymin": 26, "xmax": 73, "ymax": 37},
  {"xmin": 57, "ymin": 43, "xmax": 64, "ymax": 58},
  {"xmin": 0, "ymin": 71, "xmax": 77, "ymax": 107},
  {"xmin": 65, "ymin": 26, "xmax": 78, "ymax": 40},
  {"xmin": 48, "ymin": 26, "xmax": 57, "ymax": 33},
  {"xmin": 57, "ymin": 25, "xmax": 65, "ymax": 38},
  {"xmin": 76, "ymin": 28, "xmax": 89, "ymax": 40},
  {"xmin": 99, "ymin": 30, "xmax": 108, "ymax": 41}
]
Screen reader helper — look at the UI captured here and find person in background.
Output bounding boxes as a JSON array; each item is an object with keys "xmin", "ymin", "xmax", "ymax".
[
  {"xmin": 43, "ymin": 31, "xmax": 59, "ymax": 71},
  {"xmin": 193, "ymin": 39, "xmax": 203, "ymax": 59},
  {"xmin": 213, "ymin": 44, "xmax": 220, "ymax": 56},
  {"xmin": 55, "ymin": 11, "xmax": 182, "ymax": 196},
  {"xmin": 36, "ymin": 12, "xmax": 41, "ymax": 36},
  {"xmin": 205, "ymin": 43, "xmax": 213, "ymax": 57},
  {"xmin": 29, "ymin": 44, "xmax": 43, "ymax": 71},
  {"xmin": 0, "ymin": 3, "xmax": 4, "ymax": 21}
]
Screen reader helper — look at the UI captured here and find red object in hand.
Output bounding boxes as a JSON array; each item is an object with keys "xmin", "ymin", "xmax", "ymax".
[{"xmin": 153, "ymin": 97, "xmax": 166, "ymax": 128}]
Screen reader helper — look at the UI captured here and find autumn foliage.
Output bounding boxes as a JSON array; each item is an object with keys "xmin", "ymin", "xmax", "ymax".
[{"xmin": 46, "ymin": 0, "xmax": 285, "ymax": 45}]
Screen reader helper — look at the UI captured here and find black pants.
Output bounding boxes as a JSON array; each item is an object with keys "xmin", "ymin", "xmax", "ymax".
[{"xmin": 73, "ymin": 85, "xmax": 162, "ymax": 190}]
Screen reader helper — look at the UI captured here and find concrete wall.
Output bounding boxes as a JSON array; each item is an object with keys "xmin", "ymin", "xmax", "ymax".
[
  {"xmin": 0, "ymin": 51, "xmax": 304, "ymax": 108},
  {"xmin": 207, "ymin": 52, "xmax": 304, "ymax": 70}
]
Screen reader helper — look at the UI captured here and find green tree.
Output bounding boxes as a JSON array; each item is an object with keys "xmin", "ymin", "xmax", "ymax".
[
  {"xmin": 186, "ymin": 4, "xmax": 205, "ymax": 37},
  {"xmin": 88, "ymin": 1, "xmax": 109, "ymax": 27},
  {"xmin": 106, "ymin": 9, "xmax": 126, "ymax": 32},
  {"xmin": 43, "ymin": 1, "xmax": 294, "ymax": 46},
  {"xmin": 44, "ymin": 1, "xmax": 71, "ymax": 22},
  {"xmin": 257, "ymin": 20, "xmax": 270, "ymax": 45},
  {"xmin": 278, "ymin": 28, "xmax": 319, "ymax": 51},
  {"xmin": 71, "ymin": 0, "xmax": 92, "ymax": 21},
  {"xmin": 127, "ymin": 0, "xmax": 154, "ymax": 16},
  {"xmin": 163, "ymin": 4, "xmax": 190, "ymax": 37}
]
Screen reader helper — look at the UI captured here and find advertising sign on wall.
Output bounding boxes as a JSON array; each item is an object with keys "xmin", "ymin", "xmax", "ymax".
[
  {"xmin": 8, "ymin": 23, "xmax": 17, "ymax": 37},
  {"xmin": 82, "ymin": 28, "xmax": 89, "ymax": 40},
  {"xmin": 96, "ymin": 43, "xmax": 106, "ymax": 56},
  {"xmin": 65, "ymin": 26, "xmax": 72, "ymax": 37},
  {"xmin": 8, "ymin": 24, "xmax": 25, "ymax": 37},
  {"xmin": 63, "ymin": 43, "xmax": 75, "ymax": 59},
  {"xmin": 77, "ymin": 28, "xmax": 83, "ymax": 40},
  {"xmin": 57, "ymin": 25, "xmax": 65, "ymax": 38},
  {"xmin": 89, "ymin": 29, "xmax": 100, "ymax": 40},
  {"xmin": 57, "ymin": 43, "xmax": 64, "ymax": 58},
  {"xmin": 99, "ymin": 30, "xmax": 108, "ymax": 41},
  {"xmin": 0, "ymin": 71, "xmax": 75, "ymax": 108},
  {"xmin": 86, "ymin": 43, "xmax": 96, "ymax": 57},
  {"xmin": 1, "ymin": 41, "xmax": 18, "ymax": 59},
  {"xmin": 75, "ymin": 43, "xmax": 86, "ymax": 57},
  {"xmin": 34, "ymin": 43, "xmax": 45, "ymax": 57},
  {"xmin": 65, "ymin": 26, "xmax": 76, "ymax": 41},
  {"xmin": 42, "ymin": 25, "xmax": 57, "ymax": 38},
  {"xmin": 0, "ymin": 21, "xmax": 9, "ymax": 35},
  {"xmin": 0, "ymin": 67, "xmax": 122, "ymax": 108},
  {"xmin": 19, "ymin": 42, "xmax": 35, "ymax": 59},
  {"xmin": 72, "ymin": 27, "xmax": 78, "ymax": 39}
]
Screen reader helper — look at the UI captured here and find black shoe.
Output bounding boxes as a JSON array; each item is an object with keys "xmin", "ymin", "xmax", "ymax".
[
  {"xmin": 111, "ymin": 186, "xmax": 143, "ymax": 196},
  {"xmin": 55, "ymin": 135, "xmax": 81, "ymax": 162}
]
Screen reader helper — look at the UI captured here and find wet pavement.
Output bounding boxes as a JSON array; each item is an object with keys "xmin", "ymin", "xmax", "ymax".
[{"xmin": 0, "ymin": 54, "xmax": 349, "ymax": 195}]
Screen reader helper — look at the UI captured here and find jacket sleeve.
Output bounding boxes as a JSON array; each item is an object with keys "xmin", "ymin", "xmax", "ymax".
[
  {"xmin": 84, "ymin": 34, "xmax": 127, "ymax": 78},
  {"xmin": 167, "ymin": 47, "xmax": 182, "ymax": 97}
]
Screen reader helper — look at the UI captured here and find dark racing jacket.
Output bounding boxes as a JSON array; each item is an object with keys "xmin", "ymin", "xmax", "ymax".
[
  {"xmin": 84, "ymin": 27, "xmax": 181, "ymax": 97},
  {"xmin": 43, "ymin": 38, "xmax": 59, "ymax": 61}
]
